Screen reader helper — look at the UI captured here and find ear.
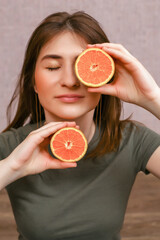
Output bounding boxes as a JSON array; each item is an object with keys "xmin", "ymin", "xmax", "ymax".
[{"xmin": 34, "ymin": 84, "xmax": 38, "ymax": 93}]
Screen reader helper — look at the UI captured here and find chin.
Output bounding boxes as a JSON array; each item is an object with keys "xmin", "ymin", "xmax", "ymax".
[
  {"xmin": 46, "ymin": 106, "xmax": 95, "ymax": 122},
  {"xmin": 55, "ymin": 106, "xmax": 85, "ymax": 120},
  {"xmin": 57, "ymin": 113, "xmax": 81, "ymax": 121}
]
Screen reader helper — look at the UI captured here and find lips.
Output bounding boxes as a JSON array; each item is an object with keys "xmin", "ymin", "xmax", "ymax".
[{"xmin": 55, "ymin": 94, "xmax": 84, "ymax": 103}]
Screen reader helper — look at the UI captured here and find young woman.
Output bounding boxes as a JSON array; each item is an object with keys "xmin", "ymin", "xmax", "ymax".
[{"xmin": 0, "ymin": 11, "xmax": 160, "ymax": 240}]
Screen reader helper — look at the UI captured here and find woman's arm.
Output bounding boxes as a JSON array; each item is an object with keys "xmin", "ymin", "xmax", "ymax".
[
  {"xmin": 145, "ymin": 146, "xmax": 160, "ymax": 178},
  {"xmin": 0, "ymin": 121, "xmax": 77, "ymax": 190},
  {"xmin": 88, "ymin": 43, "xmax": 160, "ymax": 177},
  {"xmin": 87, "ymin": 43, "xmax": 160, "ymax": 119},
  {"xmin": 0, "ymin": 158, "xmax": 21, "ymax": 190}
]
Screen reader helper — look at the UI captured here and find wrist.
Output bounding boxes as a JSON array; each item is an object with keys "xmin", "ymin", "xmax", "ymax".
[{"xmin": 0, "ymin": 157, "xmax": 24, "ymax": 190}]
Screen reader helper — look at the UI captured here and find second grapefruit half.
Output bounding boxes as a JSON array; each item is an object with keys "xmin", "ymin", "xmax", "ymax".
[
  {"xmin": 75, "ymin": 48, "xmax": 115, "ymax": 87},
  {"xmin": 50, "ymin": 127, "xmax": 88, "ymax": 162}
]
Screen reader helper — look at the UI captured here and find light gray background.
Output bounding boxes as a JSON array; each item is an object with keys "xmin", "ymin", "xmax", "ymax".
[{"xmin": 0, "ymin": 0, "xmax": 160, "ymax": 132}]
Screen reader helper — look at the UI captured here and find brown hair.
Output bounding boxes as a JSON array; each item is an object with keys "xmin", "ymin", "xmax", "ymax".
[{"xmin": 3, "ymin": 11, "xmax": 129, "ymax": 157}]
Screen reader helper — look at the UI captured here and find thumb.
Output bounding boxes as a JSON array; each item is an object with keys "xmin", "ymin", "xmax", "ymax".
[
  {"xmin": 46, "ymin": 156, "xmax": 78, "ymax": 169},
  {"xmin": 88, "ymin": 84, "xmax": 117, "ymax": 97}
]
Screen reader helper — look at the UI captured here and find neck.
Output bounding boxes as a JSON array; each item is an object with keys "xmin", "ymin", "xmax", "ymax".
[
  {"xmin": 45, "ymin": 110, "xmax": 95, "ymax": 143},
  {"xmin": 74, "ymin": 111, "xmax": 95, "ymax": 143}
]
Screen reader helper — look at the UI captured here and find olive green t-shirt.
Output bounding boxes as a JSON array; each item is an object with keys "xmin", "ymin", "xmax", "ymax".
[{"xmin": 0, "ymin": 122, "xmax": 160, "ymax": 240}]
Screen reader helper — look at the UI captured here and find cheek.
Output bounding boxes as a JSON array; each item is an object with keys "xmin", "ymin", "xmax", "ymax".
[
  {"xmin": 34, "ymin": 70, "xmax": 50, "ymax": 94},
  {"xmin": 87, "ymin": 92, "xmax": 101, "ymax": 110}
]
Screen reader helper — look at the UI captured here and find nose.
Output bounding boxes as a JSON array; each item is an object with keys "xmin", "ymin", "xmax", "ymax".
[{"xmin": 60, "ymin": 64, "xmax": 80, "ymax": 88}]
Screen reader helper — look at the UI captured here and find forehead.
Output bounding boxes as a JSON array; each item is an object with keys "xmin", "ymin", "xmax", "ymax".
[{"xmin": 38, "ymin": 31, "xmax": 87, "ymax": 58}]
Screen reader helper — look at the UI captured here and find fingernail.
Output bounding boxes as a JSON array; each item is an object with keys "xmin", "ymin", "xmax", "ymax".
[
  {"xmin": 87, "ymin": 88, "xmax": 94, "ymax": 91},
  {"xmin": 87, "ymin": 44, "xmax": 94, "ymax": 47},
  {"xmin": 72, "ymin": 163, "xmax": 77, "ymax": 167}
]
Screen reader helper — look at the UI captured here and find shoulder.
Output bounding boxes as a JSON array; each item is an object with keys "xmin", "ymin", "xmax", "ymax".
[
  {"xmin": 120, "ymin": 121, "xmax": 160, "ymax": 173},
  {"xmin": 1, "ymin": 122, "xmax": 38, "ymax": 142},
  {"xmin": 122, "ymin": 121, "xmax": 160, "ymax": 142},
  {"xmin": 0, "ymin": 122, "xmax": 38, "ymax": 159},
  {"xmin": 120, "ymin": 120, "xmax": 160, "ymax": 160}
]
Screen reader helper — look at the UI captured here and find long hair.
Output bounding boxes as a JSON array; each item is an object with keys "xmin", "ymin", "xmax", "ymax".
[{"xmin": 3, "ymin": 11, "xmax": 129, "ymax": 157}]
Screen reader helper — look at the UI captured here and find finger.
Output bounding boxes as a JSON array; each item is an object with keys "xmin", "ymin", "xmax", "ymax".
[
  {"xmin": 88, "ymin": 43, "xmax": 132, "ymax": 58},
  {"xmin": 28, "ymin": 121, "xmax": 80, "ymax": 148},
  {"xmin": 33, "ymin": 122, "xmax": 64, "ymax": 134},
  {"xmin": 102, "ymin": 43, "xmax": 129, "ymax": 51},
  {"xmin": 34, "ymin": 121, "xmax": 77, "ymax": 133},
  {"xmin": 44, "ymin": 155, "xmax": 77, "ymax": 169},
  {"xmin": 90, "ymin": 43, "xmax": 130, "ymax": 52},
  {"xmin": 87, "ymin": 43, "xmax": 106, "ymax": 48},
  {"xmin": 56, "ymin": 161, "xmax": 77, "ymax": 169},
  {"xmin": 30, "ymin": 122, "xmax": 67, "ymax": 135},
  {"xmin": 87, "ymin": 84, "xmax": 117, "ymax": 97},
  {"xmin": 87, "ymin": 43, "xmax": 105, "ymax": 49},
  {"xmin": 102, "ymin": 47, "xmax": 134, "ymax": 66},
  {"xmin": 27, "ymin": 122, "xmax": 69, "ymax": 147}
]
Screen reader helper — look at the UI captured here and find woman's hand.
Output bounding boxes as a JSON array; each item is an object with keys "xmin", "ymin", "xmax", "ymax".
[
  {"xmin": 87, "ymin": 43, "xmax": 160, "ymax": 119},
  {"xmin": 6, "ymin": 122, "xmax": 78, "ymax": 179}
]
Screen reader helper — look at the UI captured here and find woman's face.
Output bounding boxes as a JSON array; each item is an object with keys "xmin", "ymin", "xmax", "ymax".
[{"xmin": 34, "ymin": 31, "xmax": 101, "ymax": 122}]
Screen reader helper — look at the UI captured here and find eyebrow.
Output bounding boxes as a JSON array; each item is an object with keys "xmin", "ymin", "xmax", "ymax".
[
  {"xmin": 41, "ymin": 54, "xmax": 79, "ymax": 62},
  {"xmin": 41, "ymin": 54, "xmax": 62, "ymax": 61}
]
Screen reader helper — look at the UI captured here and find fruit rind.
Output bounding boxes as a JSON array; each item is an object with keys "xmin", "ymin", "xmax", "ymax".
[
  {"xmin": 75, "ymin": 48, "xmax": 115, "ymax": 87},
  {"xmin": 50, "ymin": 127, "xmax": 88, "ymax": 162}
]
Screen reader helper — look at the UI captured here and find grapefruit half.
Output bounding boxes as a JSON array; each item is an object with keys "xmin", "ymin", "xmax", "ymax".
[
  {"xmin": 50, "ymin": 127, "xmax": 88, "ymax": 162},
  {"xmin": 75, "ymin": 48, "xmax": 115, "ymax": 87}
]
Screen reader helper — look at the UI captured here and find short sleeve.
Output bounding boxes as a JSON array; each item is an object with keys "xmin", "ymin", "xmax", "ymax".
[
  {"xmin": 132, "ymin": 123, "xmax": 160, "ymax": 174},
  {"xmin": 0, "ymin": 129, "xmax": 21, "ymax": 160},
  {"xmin": 0, "ymin": 123, "xmax": 37, "ymax": 160}
]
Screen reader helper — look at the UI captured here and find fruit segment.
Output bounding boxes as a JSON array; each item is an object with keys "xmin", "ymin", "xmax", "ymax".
[
  {"xmin": 75, "ymin": 48, "xmax": 115, "ymax": 87},
  {"xmin": 50, "ymin": 127, "xmax": 88, "ymax": 162}
]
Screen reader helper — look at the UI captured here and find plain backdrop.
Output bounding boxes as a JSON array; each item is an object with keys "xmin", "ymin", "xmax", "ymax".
[{"xmin": 0, "ymin": 0, "xmax": 160, "ymax": 132}]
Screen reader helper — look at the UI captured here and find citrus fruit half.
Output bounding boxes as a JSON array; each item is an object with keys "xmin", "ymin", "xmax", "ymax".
[
  {"xmin": 50, "ymin": 127, "xmax": 88, "ymax": 162},
  {"xmin": 75, "ymin": 47, "xmax": 115, "ymax": 87}
]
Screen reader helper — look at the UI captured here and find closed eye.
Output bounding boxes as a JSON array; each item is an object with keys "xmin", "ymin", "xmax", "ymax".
[{"xmin": 47, "ymin": 67, "xmax": 60, "ymax": 71}]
